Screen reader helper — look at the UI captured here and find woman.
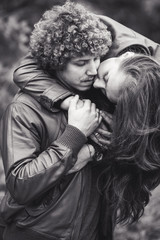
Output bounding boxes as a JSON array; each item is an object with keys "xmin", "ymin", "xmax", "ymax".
[{"xmin": 93, "ymin": 53, "xmax": 160, "ymax": 224}]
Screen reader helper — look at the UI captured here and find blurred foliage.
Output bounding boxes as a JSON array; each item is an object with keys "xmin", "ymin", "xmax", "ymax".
[{"xmin": 0, "ymin": 0, "xmax": 160, "ymax": 238}]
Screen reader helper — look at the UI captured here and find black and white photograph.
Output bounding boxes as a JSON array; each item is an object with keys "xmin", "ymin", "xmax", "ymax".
[{"xmin": 0, "ymin": 0, "xmax": 160, "ymax": 239}]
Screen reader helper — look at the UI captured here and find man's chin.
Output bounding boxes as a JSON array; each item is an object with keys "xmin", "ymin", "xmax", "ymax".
[{"xmin": 77, "ymin": 85, "xmax": 92, "ymax": 91}]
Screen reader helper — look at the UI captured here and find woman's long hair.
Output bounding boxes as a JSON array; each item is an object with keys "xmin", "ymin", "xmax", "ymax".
[{"xmin": 99, "ymin": 55, "xmax": 160, "ymax": 224}]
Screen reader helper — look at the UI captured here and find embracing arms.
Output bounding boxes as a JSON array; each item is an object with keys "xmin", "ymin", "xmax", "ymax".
[
  {"xmin": 13, "ymin": 16, "xmax": 160, "ymax": 111},
  {"xmin": 0, "ymin": 94, "xmax": 99, "ymax": 204}
]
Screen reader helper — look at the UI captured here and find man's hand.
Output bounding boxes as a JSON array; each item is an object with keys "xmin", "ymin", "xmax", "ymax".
[
  {"xmin": 67, "ymin": 144, "xmax": 95, "ymax": 174},
  {"xmin": 68, "ymin": 95, "xmax": 102, "ymax": 137}
]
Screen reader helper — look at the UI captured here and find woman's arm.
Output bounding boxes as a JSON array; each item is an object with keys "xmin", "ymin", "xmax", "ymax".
[
  {"xmin": 13, "ymin": 53, "xmax": 73, "ymax": 111},
  {"xmin": 99, "ymin": 15, "xmax": 160, "ymax": 62}
]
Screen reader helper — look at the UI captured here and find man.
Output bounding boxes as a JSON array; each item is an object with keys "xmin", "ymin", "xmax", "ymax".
[{"xmin": 0, "ymin": 2, "xmax": 112, "ymax": 240}]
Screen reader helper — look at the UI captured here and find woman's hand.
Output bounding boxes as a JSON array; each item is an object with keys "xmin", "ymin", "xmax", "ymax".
[
  {"xmin": 68, "ymin": 95, "xmax": 102, "ymax": 137},
  {"xmin": 90, "ymin": 111, "xmax": 113, "ymax": 150},
  {"xmin": 60, "ymin": 96, "xmax": 74, "ymax": 110},
  {"xmin": 60, "ymin": 95, "xmax": 84, "ymax": 110}
]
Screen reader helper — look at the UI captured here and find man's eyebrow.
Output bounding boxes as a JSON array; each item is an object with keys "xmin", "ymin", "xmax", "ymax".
[
  {"xmin": 77, "ymin": 59, "xmax": 87, "ymax": 62},
  {"xmin": 73, "ymin": 58, "xmax": 88, "ymax": 62},
  {"xmin": 71, "ymin": 59, "xmax": 85, "ymax": 63},
  {"xmin": 72, "ymin": 56, "xmax": 93, "ymax": 61}
]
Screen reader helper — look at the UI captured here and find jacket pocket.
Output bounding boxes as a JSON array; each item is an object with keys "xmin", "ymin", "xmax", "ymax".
[
  {"xmin": 17, "ymin": 173, "xmax": 83, "ymax": 239},
  {"xmin": 25, "ymin": 184, "xmax": 61, "ymax": 217}
]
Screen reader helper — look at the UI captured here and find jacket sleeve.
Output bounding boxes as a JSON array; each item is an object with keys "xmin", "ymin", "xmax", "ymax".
[
  {"xmin": 98, "ymin": 15, "xmax": 160, "ymax": 62},
  {"xmin": 0, "ymin": 102, "xmax": 87, "ymax": 205},
  {"xmin": 13, "ymin": 53, "xmax": 73, "ymax": 112}
]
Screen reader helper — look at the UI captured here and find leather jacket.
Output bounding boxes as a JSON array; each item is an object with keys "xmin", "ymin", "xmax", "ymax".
[{"xmin": 0, "ymin": 91, "xmax": 106, "ymax": 239}]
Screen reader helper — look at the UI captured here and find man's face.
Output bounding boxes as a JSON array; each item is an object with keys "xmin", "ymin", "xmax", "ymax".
[{"xmin": 56, "ymin": 55, "xmax": 100, "ymax": 91}]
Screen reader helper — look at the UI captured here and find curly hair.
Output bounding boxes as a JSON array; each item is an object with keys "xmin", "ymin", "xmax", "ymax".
[
  {"xmin": 99, "ymin": 55, "xmax": 160, "ymax": 224},
  {"xmin": 29, "ymin": 1, "xmax": 112, "ymax": 72}
]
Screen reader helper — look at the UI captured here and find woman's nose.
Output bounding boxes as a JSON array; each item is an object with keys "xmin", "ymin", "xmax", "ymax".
[{"xmin": 93, "ymin": 78, "xmax": 104, "ymax": 89}]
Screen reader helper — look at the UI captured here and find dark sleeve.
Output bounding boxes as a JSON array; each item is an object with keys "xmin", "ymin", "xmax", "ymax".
[
  {"xmin": 98, "ymin": 15, "xmax": 160, "ymax": 62},
  {"xmin": 13, "ymin": 53, "xmax": 73, "ymax": 112}
]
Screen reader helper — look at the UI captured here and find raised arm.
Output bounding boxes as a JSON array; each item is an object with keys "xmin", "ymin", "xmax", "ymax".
[
  {"xmin": 13, "ymin": 53, "xmax": 73, "ymax": 111},
  {"xmin": 14, "ymin": 16, "xmax": 160, "ymax": 113},
  {"xmin": 99, "ymin": 15, "xmax": 160, "ymax": 62}
]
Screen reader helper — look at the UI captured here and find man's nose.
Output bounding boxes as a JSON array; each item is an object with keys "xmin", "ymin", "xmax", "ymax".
[{"xmin": 86, "ymin": 60, "xmax": 98, "ymax": 75}]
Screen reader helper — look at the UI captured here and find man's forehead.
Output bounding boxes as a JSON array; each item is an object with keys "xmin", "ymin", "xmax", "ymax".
[{"xmin": 71, "ymin": 55, "xmax": 98, "ymax": 61}]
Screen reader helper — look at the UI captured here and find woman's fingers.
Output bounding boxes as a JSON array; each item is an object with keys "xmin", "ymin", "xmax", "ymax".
[
  {"xmin": 69, "ymin": 95, "xmax": 80, "ymax": 109},
  {"xmin": 96, "ymin": 128, "xmax": 111, "ymax": 138},
  {"xmin": 101, "ymin": 111, "xmax": 113, "ymax": 127}
]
